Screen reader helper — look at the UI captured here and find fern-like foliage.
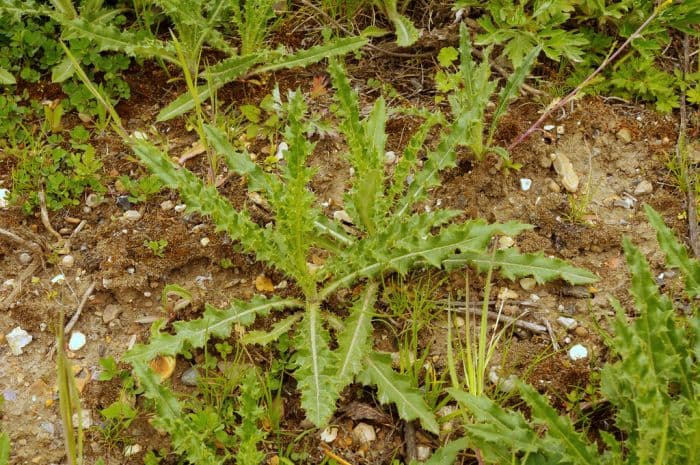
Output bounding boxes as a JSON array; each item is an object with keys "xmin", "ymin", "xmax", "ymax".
[
  {"xmin": 446, "ymin": 205, "xmax": 699, "ymax": 464},
  {"xmin": 124, "ymin": 59, "xmax": 596, "ymax": 432}
]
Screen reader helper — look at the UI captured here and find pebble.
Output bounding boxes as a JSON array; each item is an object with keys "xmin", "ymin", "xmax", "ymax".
[
  {"xmin": 200, "ymin": 237, "xmax": 210, "ymax": 247},
  {"xmin": 352, "ymin": 423, "xmax": 376, "ymax": 445},
  {"xmin": 61, "ymin": 255, "xmax": 75, "ymax": 268},
  {"xmin": 385, "ymin": 150, "xmax": 397, "ymax": 165},
  {"xmin": 123, "ymin": 210, "xmax": 142, "ymax": 221},
  {"xmin": 85, "ymin": 193, "xmax": 102, "ymax": 207},
  {"xmin": 181, "ymin": 366, "xmax": 199, "ymax": 386},
  {"xmin": 123, "ymin": 444, "xmax": 142, "ymax": 457},
  {"xmin": 0, "ymin": 188, "xmax": 9, "ymax": 208},
  {"xmin": 574, "ymin": 326, "xmax": 589, "ymax": 337},
  {"xmin": 6, "ymin": 327, "xmax": 32, "ymax": 355},
  {"xmin": 548, "ymin": 180, "xmax": 561, "ymax": 193},
  {"xmin": 160, "ymin": 200, "xmax": 174, "ymax": 210},
  {"xmin": 275, "ymin": 141, "xmax": 289, "ymax": 160},
  {"xmin": 174, "ymin": 204, "xmax": 187, "ymax": 213},
  {"xmin": 333, "ymin": 210, "xmax": 353, "ymax": 224},
  {"xmin": 634, "ymin": 180, "xmax": 653, "ymax": 195},
  {"xmin": 519, "ymin": 277, "xmax": 537, "ymax": 291},
  {"xmin": 519, "ymin": 178, "xmax": 532, "ymax": 191},
  {"xmin": 568, "ymin": 344, "xmax": 588, "ymax": 361},
  {"xmin": 498, "ymin": 236, "xmax": 515, "ymax": 249},
  {"xmin": 552, "ymin": 152, "xmax": 579, "ymax": 192},
  {"xmin": 19, "ymin": 252, "xmax": 33, "ymax": 265},
  {"xmin": 116, "ymin": 195, "xmax": 132, "ymax": 210},
  {"xmin": 616, "ymin": 127, "xmax": 632, "ymax": 143},
  {"xmin": 68, "ymin": 332, "xmax": 87, "ymax": 351},
  {"xmin": 556, "ymin": 125, "xmax": 565, "ymax": 135},
  {"xmin": 614, "ymin": 196, "xmax": 635, "ymax": 209},
  {"xmin": 416, "ymin": 446, "xmax": 432, "ymax": 461},
  {"xmin": 557, "ymin": 316, "xmax": 578, "ymax": 330},
  {"xmin": 102, "ymin": 304, "xmax": 121, "ymax": 323},
  {"xmin": 538, "ymin": 154, "xmax": 553, "ymax": 169},
  {"xmin": 320, "ymin": 427, "xmax": 338, "ymax": 443}
]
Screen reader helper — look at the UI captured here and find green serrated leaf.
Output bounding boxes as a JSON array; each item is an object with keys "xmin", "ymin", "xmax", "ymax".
[
  {"xmin": 359, "ymin": 352, "xmax": 439, "ymax": 434},
  {"xmin": 337, "ymin": 282, "xmax": 377, "ymax": 384},
  {"xmin": 445, "ymin": 248, "xmax": 598, "ymax": 285},
  {"xmin": 437, "ymin": 47, "xmax": 459, "ymax": 67},
  {"xmin": 518, "ymin": 380, "xmax": 599, "ymax": 464},
  {"xmin": 240, "ymin": 313, "xmax": 302, "ymax": 346},
  {"xmin": 124, "ymin": 296, "xmax": 299, "ymax": 362},
  {"xmin": 51, "ymin": 56, "xmax": 75, "ymax": 83}
]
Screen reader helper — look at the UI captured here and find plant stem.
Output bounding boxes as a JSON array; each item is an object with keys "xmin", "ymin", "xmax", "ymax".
[{"xmin": 508, "ymin": 3, "xmax": 667, "ymax": 151}]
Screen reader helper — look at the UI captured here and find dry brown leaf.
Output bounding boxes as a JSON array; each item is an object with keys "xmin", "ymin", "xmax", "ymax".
[
  {"xmin": 255, "ymin": 275, "xmax": 275, "ymax": 292},
  {"xmin": 149, "ymin": 355, "xmax": 176, "ymax": 380}
]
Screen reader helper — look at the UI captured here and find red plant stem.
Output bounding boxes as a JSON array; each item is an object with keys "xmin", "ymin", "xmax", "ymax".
[{"xmin": 508, "ymin": 6, "xmax": 664, "ymax": 151}]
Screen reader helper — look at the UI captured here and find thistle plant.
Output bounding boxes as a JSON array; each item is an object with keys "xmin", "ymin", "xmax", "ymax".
[
  {"xmin": 444, "ymin": 205, "xmax": 700, "ymax": 465},
  {"xmin": 119, "ymin": 57, "xmax": 596, "ymax": 447}
]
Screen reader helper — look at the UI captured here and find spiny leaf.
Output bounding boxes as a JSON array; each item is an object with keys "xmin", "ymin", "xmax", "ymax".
[
  {"xmin": 240, "ymin": 312, "xmax": 303, "ymax": 347},
  {"xmin": 294, "ymin": 304, "xmax": 340, "ymax": 427},
  {"xmin": 518, "ymin": 380, "xmax": 599, "ymax": 464},
  {"xmin": 644, "ymin": 204, "xmax": 700, "ymax": 297},
  {"xmin": 124, "ymin": 296, "xmax": 299, "ymax": 362},
  {"xmin": 382, "ymin": 0, "xmax": 419, "ymax": 46},
  {"xmin": 131, "ymin": 361, "xmax": 181, "ymax": 418},
  {"xmin": 337, "ymin": 282, "xmax": 378, "ymax": 384},
  {"xmin": 358, "ymin": 352, "xmax": 439, "ymax": 434},
  {"xmin": 444, "ymin": 248, "xmax": 598, "ymax": 285}
]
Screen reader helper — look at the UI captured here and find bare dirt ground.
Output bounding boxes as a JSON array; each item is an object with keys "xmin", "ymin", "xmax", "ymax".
[{"xmin": 0, "ymin": 37, "xmax": 693, "ymax": 465}]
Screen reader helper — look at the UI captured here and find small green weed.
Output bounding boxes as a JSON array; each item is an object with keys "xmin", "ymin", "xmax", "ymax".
[
  {"xmin": 144, "ymin": 239, "xmax": 168, "ymax": 258},
  {"xmin": 10, "ymin": 125, "xmax": 105, "ymax": 213},
  {"xmin": 117, "ymin": 174, "xmax": 164, "ymax": 204}
]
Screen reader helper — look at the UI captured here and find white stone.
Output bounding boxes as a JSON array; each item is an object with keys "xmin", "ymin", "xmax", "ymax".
[
  {"xmin": 160, "ymin": 200, "xmax": 174, "ymax": 210},
  {"xmin": 634, "ymin": 180, "xmax": 653, "ymax": 195},
  {"xmin": 352, "ymin": 423, "xmax": 376, "ymax": 445},
  {"xmin": 519, "ymin": 178, "xmax": 532, "ymax": 191},
  {"xmin": 320, "ymin": 426, "xmax": 338, "ymax": 443},
  {"xmin": 519, "ymin": 278, "xmax": 537, "ymax": 291},
  {"xmin": 0, "ymin": 188, "xmax": 9, "ymax": 208},
  {"xmin": 68, "ymin": 331, "xmax": 87, "ymax": 351},
  {"xmin": 568, "ymin": 344, "xmax": 588, "ymax": 361},
  {"xmin": 200, "ymin": 237, "xmax": 210, "ymax": 247},
  {"xmin": 124, "ymin": 444, "xmax": 142, "ymax": 457},
  {"xmin": 543, "ymin": 124, "xmax": 556, "ymax": 131},
  {"xmin": 385, "ymin": 151, "xmax": 397, "ymax": 164},
  {"xmin": 61, "ymin": 255, "xmax": 75, "ymax": 268},
  {"xmin": 552, "ymin": 152, "xmax": 579, "ymax": 193},
  {"xmin": 333, "ymin": 210, "xmax": 353, "ymax": 224},
  {"xmin": 51, "ymin": 274, "xmax": 65, "ymax": 284},
  {"xmin": 557, "ymin": 316, "xmax": 578, "ymax": 330},
  {"xmin": 123, "ymin": 210, "xmax": 142, "ymax": 221},
  {"xmin": 85, "ymin": 193, "xmax": 102, "ymax": 207},
  {"xmin": 6, "ymin": 327, "xmax": 32, "ymax": 355},
  {"xmin": 498, "ymin": 236, "xmax": 515, "ymax": 249},
  {"xmin": 275, "ymin": 141, "xmax": 289, "ymax": 160},
  {"xmin": 174, "ymin": 204, "xmax": 187, "ymax": 213},
  {"xmin": 18, "ymin": 253, "xmax": 33, "ymax": 265},
  {"xmin": 416, "ymin": 445, "xmax": 432, "ymax": 461}
]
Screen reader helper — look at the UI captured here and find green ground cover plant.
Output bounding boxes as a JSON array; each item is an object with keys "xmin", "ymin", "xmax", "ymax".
[{"xmin": 442, "ymin": 205, "xmax": 700, "ymax": 464}]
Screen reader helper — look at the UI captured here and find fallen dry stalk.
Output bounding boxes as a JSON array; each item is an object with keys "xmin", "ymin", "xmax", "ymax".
[
  {"xmin": 445, "ymin": 304, "xmax": 547, "ymax": 334},
  {"xmin": 47, "ymin": 281, "xmax": 96, "ymax": 357}
]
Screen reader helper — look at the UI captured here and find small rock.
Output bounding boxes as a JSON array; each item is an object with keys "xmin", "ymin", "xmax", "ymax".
[
  {"xmin": 174, "ymin": 204, "xmax": 187, "ymax": 213},
  {"xmin": 123, "ymin": 210, "xmax": 142, "ymax": 221},
  {"xmin": 275, "ymin": 141, "xmax": 289, "ymax": 160},
  {"xmin": 614, "ymin": 196, "xmax": 636, "ymax": 209},
  {"xmin": 519, "ymin": 178, "xmax": 532, "ymax": 191},
  {"xmin": 552, "ymin": 152, "xmax": 579, "ymax": 192},
  {"xmin": 72, "ymin": 409, "xmax": 92, "ymax": 428},
  {"xmin": 574, "ymin": 326, "xmax": 589, "ymax": 337},
  {"xmin": 181, "ymin": 366, "xmax": 199, "ymax": 386},
  {"xmin": 543, "ymin": 124, "xmax": 556, "ymax": 131},
  {"xmin": 557, "ymin": 316, "xmax": 578, "ymax": 330},
  {"xmin": 18, "ymin": 253, "xmax": 33, "ymax": 265},
  {"xmin": 498, "ymin": 288, "xmax": 518, "ymax": 301},
  {"xmin": 61, "ymin": 255, "xmax": 75, "ymax": 268},
  {"xmin": 51, "ymin": 274, "xmax": 65, "ymax": 284},
  {"xmin": 0, "ymin": 188, "xmax": 9, "ymax": 209},
  {"xmin": 352, "ymin": 423, "xmax": 376, "ymax": 445},
  {"xmin": 200, "ymin": 237, "xmax": 210, "ymax": 247},
  {"xmin": 519, "ymin": 278, "xmax": 537, "ymax": 291},
  {"xmin": 160, "ymin": 200, "xmax": 174, "ymax": 210},
  {"xmin": 102, "ymin": 304, "xmax": 121, "ymax": 323},
  {"xmin": 102, "ymin": 277, "xmax": 113, "ymax": 289},
  {"xmin": 6, "ymin": 327, "xmax": 32, "ymax": 355},
  {"xmin": 547, "ymin": 180, "xmax": 561, "ymax": 193},
  {"xmin": 116, "ymin": 195, "xmax": 132, "ymax": 210},
  {"xmin": 85, "ymin": 193, "xmax": 102, "ymax": 207},
  {"xmin": 498, "ymin": 236, "xmax": 515, "ymax": 249},
  {"xmin": 634, "ymin": 180, "xmax": 653, "ymax": 195},
  {"xmin": 320, "ymin": 427, "xmax": 338, "ymax": 443},
  {"xmin": 123, "ymin": 444, "xmax": 142, "ymax": 457},
  {"xmin": 333, "ymin": 210, "xmax": 353, "ymax": 224},
  {"xmin": 538, "ymin": 154, "xmax": 553, "ymax": 169},
  {"xmin": 568, "ymin": 344, "xmax": 588, "ymax": 361},
  {"xmin": 385, "ymin": 151, "xmax": 397, "ymax": 165},
  {"xmin": 416, "ymin": 446, "xmax": 432, "ymax": 461},
  {"xmin": 616, "ymin": 127, "xmax": 632, "ymax": 143},
  {"xmin": 68, "ymin": 332, "xmax": 87, "ymax": 351},
  {"xmin": 556, "ymin": 125, "xmax": 565, "ymax": 135}
]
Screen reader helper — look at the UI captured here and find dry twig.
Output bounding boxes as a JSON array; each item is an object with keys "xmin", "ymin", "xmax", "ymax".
[{"xmin": 47, "ymin": 281, "xmax": 96, "ymax": 357}]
